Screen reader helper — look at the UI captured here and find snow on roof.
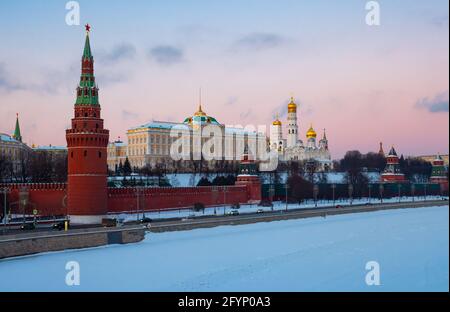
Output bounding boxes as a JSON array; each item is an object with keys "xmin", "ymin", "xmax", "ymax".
[
  {"xmin": 129, "ymin": 121, "xmax": 181, "ymax": 131},
  {"xmin": 0, "ymin": 133, "xmax": 19, "ymax": 143},
  {"xmin": 33, "ymin": 145, "xmax": 67, "ymax": 151}
]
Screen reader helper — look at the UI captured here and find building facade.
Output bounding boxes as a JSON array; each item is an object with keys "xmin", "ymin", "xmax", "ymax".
[
  {"xmin": 0, "ymin": 115, "xmax": 33, "ymax": 178},
  {"xmin": 108, "ymin": 104, "xmax": 264, "ymax": 170}
]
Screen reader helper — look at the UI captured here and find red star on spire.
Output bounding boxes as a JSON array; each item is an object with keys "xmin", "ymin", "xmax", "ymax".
[{"xmin": 85, "ymin": 24, "xmax": 91, "ymax": 33}]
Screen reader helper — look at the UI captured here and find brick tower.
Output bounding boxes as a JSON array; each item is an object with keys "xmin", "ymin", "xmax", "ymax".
[
  {"xmin": 380, "ymin": 146, "xmax": 406, "ymax": 183},
  {"xmin": 235, "ymin": 145, "xmax": 262, "ymax": 203},
  {"xmin": 66, "ymin": 25, "xmax": 110, "ymax": 224}
]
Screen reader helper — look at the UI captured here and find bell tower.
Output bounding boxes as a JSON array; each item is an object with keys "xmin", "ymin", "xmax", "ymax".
[{"xmin": 66, "ymin": 25, "xmax": 110, "ymax": 224}]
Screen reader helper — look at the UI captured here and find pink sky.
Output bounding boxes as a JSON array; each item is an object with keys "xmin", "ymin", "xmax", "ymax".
[{"xmin": 0, "ymin": 1, "xmax": 448, "ymax": 159}]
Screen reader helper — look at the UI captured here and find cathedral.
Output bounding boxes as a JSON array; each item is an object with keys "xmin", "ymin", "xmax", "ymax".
[{"xmin": 270, "ymin": 97, "xmax": 332, "ymax": 171}]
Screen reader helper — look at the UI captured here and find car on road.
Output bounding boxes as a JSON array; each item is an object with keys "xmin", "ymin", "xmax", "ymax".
[
  {"xmin": 256, "ymin": 209, "xmax": 265, "ymax": 214},
  {"xmin": 20, "ymin": 223, "xmax": 36, "ymax": 231},
  {"xmin": 140, "ymin": 217, "xmax": 152, "ymax": 224},
  {"xmin": 335, "ymin": 205, "xmax": 344, "ymax": 209},
  {"xmin": 52, "ymin": 221, "xmax": 69, "ymax": 231},
  {"xmin": 227, "ymin": 210, "xmax": 240, "ymax": 216}
]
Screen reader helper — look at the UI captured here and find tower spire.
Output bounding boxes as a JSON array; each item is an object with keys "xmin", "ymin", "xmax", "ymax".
[
  {"xmin": 76, "ymin": 24, "xmax": 99, "ymax": 106},
  {"xmin": 13, "ymin": 113, "xmax": 22, "ymax": 142}
]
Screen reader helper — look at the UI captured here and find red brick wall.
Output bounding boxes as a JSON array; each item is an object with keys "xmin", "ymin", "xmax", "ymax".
[
  {"xmin": 1, "ymin": 180, "xmax": 262, "ymax": 216},
  {"xmin": 107, "ymin": 185, "xmax": 250, "ymax": 214},
  {"xmin": 2, "ymin": 183, "xmax": 66, "ymax": 216}
]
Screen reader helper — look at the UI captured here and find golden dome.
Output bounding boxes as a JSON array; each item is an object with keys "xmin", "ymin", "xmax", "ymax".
[
  {"xmin": 272, "ymin": 119, "xmax": 282, "ymax": 126},
  {"xmin": 288, "ymin": 97, "xmax": 297, "ymax": 113},
  {"xmin": 306, "ymin": 124, "xmax": 317, "ymax": 139},
  {"xmin": 194, "ymin": 104, "xmax": 207, "ymax": 117},
  {"xmin": 272, "ymin": 113, "xmax": 282, "ymax": 126}
]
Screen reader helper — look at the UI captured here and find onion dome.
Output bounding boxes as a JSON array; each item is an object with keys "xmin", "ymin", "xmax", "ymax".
[
  {"xmin": 183, "ymin": 104, "xmax": 220, "ymax": 125},
  {"xmin": 288, "ymin": 97, "xmax": 297, "ymax": 113},
  {"xmin": 272, "ymin": 114, "xmax": 282, "ymax": 126},
  {"xmin": 306, "ymin": 124, "xmax": 317, "ymax": 139}
]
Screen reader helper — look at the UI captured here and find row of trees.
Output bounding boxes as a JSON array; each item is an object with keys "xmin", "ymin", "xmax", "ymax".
[{"xmin": 0, "ymin": 152, "xmax": 67, "ymax": 183}]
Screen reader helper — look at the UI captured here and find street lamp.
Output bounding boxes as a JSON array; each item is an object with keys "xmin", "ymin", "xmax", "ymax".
[
  {"xmin": 424, "ymin": 183, "xmax": 427, "ymax": 201},
  {"xmin": 223, "ymin": 186, "xmax": 228, "ymax": 215},
  {"xmin": 135, "ymin": 186, "xmax": 143, "ymax": 222},
  {"xmin": 411, "ymin": 184, "xmax": 415, "ymax": 202},
  {"xmin": 331, "ymin": 183, "xmax": 336, "ymax": 207},
  {"xmin": 348, "ymin": 184, "xmax": 354, "ymax": 206},
  {"xmin": 284, "ymin": 184, "xmax": 289, "ymax": 211},
  {"xmin": 269, "ymin": 184, "xmax": 275, "ymax": 211},
  {"xmin": 368, "ymin": 184, "xmax": 372, "ymax": 204},
  {"xmin": 1, "ymin": 187, "xmax": 11, "ymax": 235},
  {"xmin": 313, "ymin": 184, "xmax": 319, "ymax": 208},
  {"xmin": 397, "ymin": 184, "xmax": 402, "ymax": 203},
  {"xmin": 379, "ymin": 184, "xmax": 384, "ymax": 204}
]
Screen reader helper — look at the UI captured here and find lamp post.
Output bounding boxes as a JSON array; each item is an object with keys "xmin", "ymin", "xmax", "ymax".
[
  {"xmin": 397, "ymin": 184, "xmax": 402, "ymax": 203},
  {"xmin": 1, "ymin": 187, "xmax": 10, "ymax": 235},
  {"xmin": 348, "ymin": 184, "xmax": 353, "ymax": 206},
  {"xmin": 379, "ymin": 184, "xmax": 384, "ymax": 204},
  {"xmin": 313, "ymin": 184, "xmax": 319, "ymax": 208},
  {"xmin": 135, "ymin": 186, "xmax": 141, "ymax": 222},
  {"xmin": 424, "ymin": 183, "xmax": 427, "ymax": 201},
  {"xmin": 331, "ymin": 183, "xmax": 336, "ymax": 206},
  {"xmin": 284, "ymin": 184, "xmax": 289, "ymax": 212},
  {"xmin": 411, "ymin": 184, "xmax": 415, "ymax": 202},
  {"xmin": 223, "ymin": 186, "xmax": 228, "ymax": 215},
  {"xmin": 269, "ymin": 184, "xmax": 275, "ymax": 211},
  {"xmin": 368, "ymin": 184, "xmax": 372, "ymax": 204}
]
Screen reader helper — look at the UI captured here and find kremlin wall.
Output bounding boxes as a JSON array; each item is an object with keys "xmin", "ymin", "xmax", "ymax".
[{"xmin": 0, "ymin": 27, "xmax": 448, "ymax": 225}]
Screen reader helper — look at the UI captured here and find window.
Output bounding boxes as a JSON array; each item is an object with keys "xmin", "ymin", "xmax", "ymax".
[
  {"xmin": 84, "ymin": 150, "xmax": 87, "ymax": 157},
  {"xmin": 99, "ymin": 151, "xmax": 102, "ymax": 158},
  {"xmin": 71, "ymin": 152, "xmax": 74, "ymax": 158}
]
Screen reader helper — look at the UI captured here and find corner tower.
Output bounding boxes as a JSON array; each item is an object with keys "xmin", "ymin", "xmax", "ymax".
[{"xmin": 66, "ymin": 25, "xmax": 110, "ymax": 224}]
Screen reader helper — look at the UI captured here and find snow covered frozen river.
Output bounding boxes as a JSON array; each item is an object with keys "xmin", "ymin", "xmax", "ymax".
[{"xmin": 0, "ymin": 205, "xmax": 448, "ymax": 291}]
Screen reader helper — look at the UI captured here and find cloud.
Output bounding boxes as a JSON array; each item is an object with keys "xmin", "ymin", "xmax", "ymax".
[
  {"xmin": 148, "ymin": 46, "xmax": 184, "ymax": 65},
  {"xmin": 122, "ymin": 110, "xmax": 139, "ymax": 121},
  {"xmin": 233, "ymin": 33, "xmax": 285, "ymax": 51},
  {"xmin": 416, "ymin": 91, "xmax": 449, "ymax": 113},
  {"xmin": 431, "ymin": 15, "xmax": 449, "ymax": 28},
  {"xmin": 239, "ymin": 108, "xmax": 253, "ymax": 120},
  {"xmin": 271, "ymin": 100, "xmax": 289, "ymax": 119},
  {"xmin": 0, "ymin": 63, "xmax": 23, "ymax": 92},
  {"xmin": 225, "ymin": 96, "xmax": 239, "ymax": 106},
  {"xmin": 97, "ymin": 43, "xmax": 136, "ymax": 64}
]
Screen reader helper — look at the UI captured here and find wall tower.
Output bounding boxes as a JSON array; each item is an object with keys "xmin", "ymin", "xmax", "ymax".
[{"xmin": 65, "ymin": 25, "xmax": 110, "ymax": 224}]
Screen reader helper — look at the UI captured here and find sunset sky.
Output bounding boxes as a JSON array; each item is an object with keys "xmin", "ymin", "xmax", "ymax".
[{"xmin": 0, "ymin": 0, "xmax": 448, "ymax": 158}]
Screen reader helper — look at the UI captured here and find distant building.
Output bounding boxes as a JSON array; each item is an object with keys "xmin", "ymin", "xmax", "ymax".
[
  {"xmin": 418, "ymin": 154, "xmax": 449, "ymax": 166},
  {"xmin": 108, "ymin": 104, "xmax": 263, "ymax": 170},
  {"xmin": 0, "ymin": 114, "xmax": 33, "ymax": 174},
  {"xmin": 107, "ymin": 139, "xmax": 127, "ymax": 171},
  {"xmin": 271, "ymin": 97, "xmax": 332, "ymax": 171},
  {"xmin": 32, "ymin": 144, "xmax": 67, "ymax": 160}
]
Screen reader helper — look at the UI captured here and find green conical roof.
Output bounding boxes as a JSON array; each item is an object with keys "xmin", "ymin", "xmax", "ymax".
[
  {"xmin": 83, "ymin": 33, "xmax": 92, "ymax": 59},
  {"xmin": 13, "ymin": 113, "xmax": 22, "ymax": 142},
  {"xmin": 75, "ymin": 27, "xmax": 100, "ymax": 106}
]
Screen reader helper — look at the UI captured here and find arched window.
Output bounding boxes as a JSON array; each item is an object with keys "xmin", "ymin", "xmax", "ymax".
[{"xmin": 98, "ymin": 151, "xmax": 102, "ymax": 158}]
